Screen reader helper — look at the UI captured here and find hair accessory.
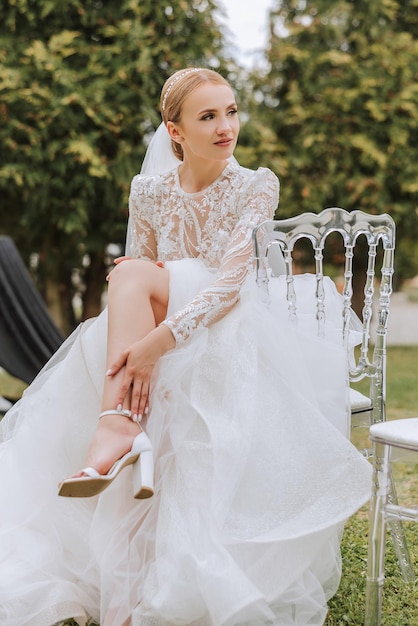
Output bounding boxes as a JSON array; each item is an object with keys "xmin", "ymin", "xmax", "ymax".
[{"xmin": 162, "ymin": 68, "xmax": 202, "ymax": 111}]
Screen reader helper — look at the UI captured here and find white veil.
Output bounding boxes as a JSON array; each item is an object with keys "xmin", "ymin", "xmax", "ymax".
[{"xmin": 125, "ymin": 123, "xmax": 179, "ymax": 255}]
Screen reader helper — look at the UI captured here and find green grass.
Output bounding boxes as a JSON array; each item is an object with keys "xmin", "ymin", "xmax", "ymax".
[
  {"xmin": 0, "ymin": 368, "xmax": 27, "ymax": 402},
  {"xmin": 385, "ymin": 346, "xmax": 418, "ymax": 418},
  {"xmin": 326, "ymin": 346, "xmax": 418, "ymax": 625},
  {"xmin": 326, "ymin": 510, "xmax": 418, "ymax": 626},
  {"xmin": 353, "ymin": 346, "xmax": 418, "ymax": 420},
  {"xmin": 1, "ymin": 347, "xmax": 418, "ymax": 625}
]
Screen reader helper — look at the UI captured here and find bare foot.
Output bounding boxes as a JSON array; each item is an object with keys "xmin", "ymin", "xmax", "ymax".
[{"xmin": 73, "ymin": 414, "xmax": 141, "ymax": 477}]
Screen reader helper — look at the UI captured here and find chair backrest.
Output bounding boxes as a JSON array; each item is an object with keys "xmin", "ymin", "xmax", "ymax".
[{"xmin": 253, "ymin": 208, "xmax": 396, "ymax": 427}]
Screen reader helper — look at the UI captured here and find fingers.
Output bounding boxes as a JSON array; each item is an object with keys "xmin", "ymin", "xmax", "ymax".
[
  {"xmin": 107, "ymin": 358, "xmax": 152, "ymax": 423},
  {"xmin": 106, "ymin": 351, "xmax": 128, "ymax": 377},
  {"xmin": 114, "ymin": 257, "xmax": 163, "ymax": 266},
  {"xmin": 114, "ymin": 256, "xmax": 132, "ymax": 264},
  {"xmin": 115, "ymin": 368, "xmax": 136, "ymax": 412},
  {"xmin": 129, "ymin": 377, "xmax": 151, "ymax": 421},
  {"xmin": 106, "ymin": 256, "xmax": 133, "ymax": 282},
  {"xmin": 116, "ymin": 371, "xmax": 151, "ymax": 422},
  {"xmin": 107, "ymin": 258, "xmax": 164, "ymax": 282}
]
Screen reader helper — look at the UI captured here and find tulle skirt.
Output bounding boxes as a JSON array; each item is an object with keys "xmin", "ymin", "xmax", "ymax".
[{"xmin": 0, "ymin": 259, "xmax": 371, "ymax": 626}]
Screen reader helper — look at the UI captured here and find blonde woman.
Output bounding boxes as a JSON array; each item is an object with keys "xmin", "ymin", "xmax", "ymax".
[{"xmin": 0, "ymin": 68, "xmax": 370, "ymax": 626}]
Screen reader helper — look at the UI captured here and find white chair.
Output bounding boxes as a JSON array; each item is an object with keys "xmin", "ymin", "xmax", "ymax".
[
  {"xmin": 365, "ymin": 418, "xmax": 418, "ymax": 625},
  {"xmin": 253, "ymin": 207, "xmax": 414, "ymax": 588}
]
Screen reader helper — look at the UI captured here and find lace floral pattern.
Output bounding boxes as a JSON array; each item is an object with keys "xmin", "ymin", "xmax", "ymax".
[{"xmin": 129, "ymin": 161, "xmax": 280, "ymax": 343}]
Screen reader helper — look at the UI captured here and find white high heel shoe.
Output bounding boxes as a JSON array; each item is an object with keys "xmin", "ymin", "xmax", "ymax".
[{"xmin": 58, "ymin": 409, "xmax": 154, "ymax": 499}]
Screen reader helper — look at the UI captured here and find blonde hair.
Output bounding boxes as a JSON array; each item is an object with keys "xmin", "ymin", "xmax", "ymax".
[{"xmin": 160, "ymin": 68, "xmax": 232, "ymax": 161}]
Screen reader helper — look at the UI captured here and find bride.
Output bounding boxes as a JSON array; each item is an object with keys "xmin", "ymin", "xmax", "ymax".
[{"xmin": 0, "ymin": 68, "xmax": 371, "ymax": 626}]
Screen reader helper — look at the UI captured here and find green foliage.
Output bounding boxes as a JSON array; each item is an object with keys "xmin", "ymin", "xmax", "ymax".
[
  {"xmin": 243, "ymin": 0, "xmax": 418, "ymax": 284},
  {"xmin": 2, "ymin": 0, "xmax": 418, "ymax": 329},
  {"xmin": 352, "ymin": 345, "xmax": 418, "ymax": 457},
  {"xmin": 0, "ymin": 0, "xmax": 229, "ymax": 331},
  {"xmin": 326, "ymin": 504, "xmax": 418, "ymax": 625}
]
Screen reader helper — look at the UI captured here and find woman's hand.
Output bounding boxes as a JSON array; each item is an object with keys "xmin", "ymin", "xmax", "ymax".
[{"xmin": 106, "ymin": 325, "xmax": 175, "ymax": 421}]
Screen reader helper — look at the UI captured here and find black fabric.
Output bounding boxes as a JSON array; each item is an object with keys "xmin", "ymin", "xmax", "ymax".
[{"xmin": 0, "ymin": 237, "xmax": 64, "ymax": 383}]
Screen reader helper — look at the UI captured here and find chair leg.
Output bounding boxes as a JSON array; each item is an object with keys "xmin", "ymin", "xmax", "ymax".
[
  {"xmin": 387, "ymin": 469, "xmax": 415, "ymax": 582},
  {"xmin": 365, "ymin": 441, "xmax": 389, "ymax": 626}
]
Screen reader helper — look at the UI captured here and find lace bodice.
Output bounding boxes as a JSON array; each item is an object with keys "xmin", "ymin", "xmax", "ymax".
[{"xmin": 128, "ymin": 161, "xmax": 280, "ymax": 343}]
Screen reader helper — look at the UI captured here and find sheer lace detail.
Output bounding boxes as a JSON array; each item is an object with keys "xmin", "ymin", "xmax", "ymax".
[{"xmin": 129, "ymin": 161, "xmax": 279, "ymax": 343}]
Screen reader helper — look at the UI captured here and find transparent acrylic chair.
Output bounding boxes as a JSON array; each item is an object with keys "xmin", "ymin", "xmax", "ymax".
[
  {"xmin": 365, "ymin": 418, "xmax": 418, "ymax": 625},
  {"xmin": 252, "ymin": 207, "xmax": 414, "ymax": 602}
]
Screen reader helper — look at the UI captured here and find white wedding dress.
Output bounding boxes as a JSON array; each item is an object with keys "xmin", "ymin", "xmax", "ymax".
[{"xmin": 0, "ymin": 161, "xmax": 371, "ymax": 626}]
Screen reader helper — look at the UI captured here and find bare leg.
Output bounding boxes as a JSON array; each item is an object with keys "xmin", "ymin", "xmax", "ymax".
[{"xmin": 80, "ymin": 259, "xmax": 169, "ymax": 475}]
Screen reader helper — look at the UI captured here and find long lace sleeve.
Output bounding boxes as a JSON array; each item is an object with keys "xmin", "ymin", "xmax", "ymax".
[
  {"xmin": 128, "ymin": 175, "xmax": 158, "ymax": 260},
  {"xmin": 162, "ymin": 168, "xmax": 279, "ymax": 343}
]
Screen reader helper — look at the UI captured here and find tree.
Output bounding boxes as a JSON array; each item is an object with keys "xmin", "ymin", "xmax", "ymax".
[
  {"xmin": 247, "ymin": 0, "xmax": 418, "ymax": 287},
  {"xmin": 0, "ymin": 0, "xmax": 230, "ymax": 333}
]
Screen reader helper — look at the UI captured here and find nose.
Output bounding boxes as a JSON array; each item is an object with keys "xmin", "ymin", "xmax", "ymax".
[{"xmin": 216, "ymin": 116, "xmax": 233, "ymax": 135}]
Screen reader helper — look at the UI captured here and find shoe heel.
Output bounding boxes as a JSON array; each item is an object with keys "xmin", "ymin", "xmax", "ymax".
[{"xmin": 133, "ymin": 449, "xmax": 154, "ymax": 499}]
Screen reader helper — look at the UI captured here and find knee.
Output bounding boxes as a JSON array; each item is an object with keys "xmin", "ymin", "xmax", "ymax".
[{"xmin": 108, "ymin": 259, "xmax": 155, "ymax": 292}]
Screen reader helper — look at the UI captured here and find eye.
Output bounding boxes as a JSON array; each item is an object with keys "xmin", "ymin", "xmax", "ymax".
[
  {"xmin": 228, "ymin": 108, "xmax": 238, "ymax": 116},
  {"xmin": 201, "ymin": 113, "xmax": 215, "ymax": 121}
]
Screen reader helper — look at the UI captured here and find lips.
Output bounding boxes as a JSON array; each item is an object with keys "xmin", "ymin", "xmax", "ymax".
[{"xmin": 215, "ymin": 138, "xmax": 233, "ymax": 147}]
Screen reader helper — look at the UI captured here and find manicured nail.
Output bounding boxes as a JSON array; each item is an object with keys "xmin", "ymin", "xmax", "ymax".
[
  {"xmin": 117, "ymin": 403, "xmax": 122, "ymax": 411},
  {"xmin": 144, "ymin": 406, "xmax": 149, "ymax": 415},
  {"xmin": 138, "ymin": 414, "xmax": 143, "ymax": 423},
  {"xmin": 133, "ymin": 414, "xmax": 138, "ymax": 423},
  {"xmin": 105, "ymin": 369, "xmax": 112, "ymax": 376}
]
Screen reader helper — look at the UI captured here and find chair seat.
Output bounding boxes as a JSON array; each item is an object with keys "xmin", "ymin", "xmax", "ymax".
[
  {"xmin": 350, "ymin": 387, "xmax": 372, "ymax": 413},
  {"xmin": 370, "ymin": 417, "xmax": 418, "ymax": 448}
]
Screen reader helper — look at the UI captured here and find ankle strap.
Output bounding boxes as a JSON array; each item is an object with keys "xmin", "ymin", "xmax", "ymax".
[{"xmin": 99, "ymin": 408, "xmax": 132, "ymax": 419}]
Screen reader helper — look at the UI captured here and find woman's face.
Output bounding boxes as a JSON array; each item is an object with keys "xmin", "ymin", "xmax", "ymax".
[{"xmin": 168, "ymin": 82, "xmax": 240, "ymax": 163}]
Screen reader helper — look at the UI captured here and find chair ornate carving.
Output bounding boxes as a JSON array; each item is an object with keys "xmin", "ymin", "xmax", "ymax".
[{"xmin": 252, "ymin": 207, "xmax": 414, "ymax": 610}]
